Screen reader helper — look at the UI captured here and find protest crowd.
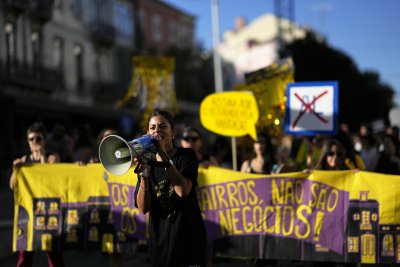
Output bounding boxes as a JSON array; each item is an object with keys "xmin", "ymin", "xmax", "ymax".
[
  {"xmin": 12, "ymin": 120, "xmax": 400, "ymax": 176},
  {"xmin": 7, "ymin": 117, "xmax": 400, "ymax": 267}
]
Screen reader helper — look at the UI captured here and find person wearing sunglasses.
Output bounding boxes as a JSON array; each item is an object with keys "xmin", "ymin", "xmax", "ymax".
[
  {"xmin": 9, "ymin": 122, "xmax": 64, "ymax": 267},
  {"xmin": 314, "ymin": 139, "xmax": 348, "ymax": 171},
  {"xmin": 180, "ymin": 126, "xmax": 218, "ymax": 168}
]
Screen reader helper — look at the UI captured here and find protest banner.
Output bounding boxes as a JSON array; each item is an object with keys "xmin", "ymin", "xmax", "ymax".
[
  {"xmin": 200, "ymin": 91, "xmax": 259, "ymax": 140},
  {"xmin": 12, "ymin": 164, "xmax": 400, "ymax": 264},
  {"xmin": 118, "ymin": 56, "xmax": 178, "ymax": 128}
]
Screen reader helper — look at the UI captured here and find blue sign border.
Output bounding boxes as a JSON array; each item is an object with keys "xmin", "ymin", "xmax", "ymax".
[{"xmin": 284, "ymin": 81, "xmax": 339, "ymax": 136}]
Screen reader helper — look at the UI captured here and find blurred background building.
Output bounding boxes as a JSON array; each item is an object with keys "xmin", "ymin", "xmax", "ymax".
[
  {"xmin": 0, "ymin": 0, "xmax": 196, "ymax": 188},
  {"xmin": 218, "ymin": 14, "xmax": 307, "ymax": 88}
]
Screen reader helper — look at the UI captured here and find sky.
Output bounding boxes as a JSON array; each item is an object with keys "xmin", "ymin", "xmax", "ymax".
[{"xmin": 163, "ymin": 0, "xmax": 400, "ymax": 106}]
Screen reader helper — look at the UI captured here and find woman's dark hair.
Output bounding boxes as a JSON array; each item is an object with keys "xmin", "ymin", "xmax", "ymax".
[
  {"xmin": 27, "ymin": 122, "xmax": 47, "ymax": 138},
  {"xmin": 182, "ymin": 126, "xmax": 202, "ymax": 139},
  {"xmin": 96, "ymin": 128, "xmax": 117, "ymax": 146},
  {"xmin": 315, "ymin": 139, "xmax": 348, "ymax": 170},
  {"xmin": 147, "ymin": 110, "xmax": 175, "ymax": 128}
]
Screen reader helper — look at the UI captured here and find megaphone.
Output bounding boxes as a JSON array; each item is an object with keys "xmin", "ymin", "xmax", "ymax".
[{"xmin": 99, "ymin": 135, "xmax": 157, "ymax": 176}]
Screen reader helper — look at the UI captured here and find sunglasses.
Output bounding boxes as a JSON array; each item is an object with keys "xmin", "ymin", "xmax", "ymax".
[
  {"xmin": 183, "ymin": 136, "xmax": 199, "ymax": 142},
  {"xmin": 29, "ymin": 136, "xmax": 43, "ymax": 142},
  {"xmin": 327, "ymin": 151, "xmax": 343, "ymax": 157}
]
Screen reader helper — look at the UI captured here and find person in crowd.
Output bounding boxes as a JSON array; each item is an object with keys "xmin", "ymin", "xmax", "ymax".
[
  {"xmin": 271, "ymin": 145, "xmax": 299, "ymax": 174},
  {"xmin": 337, "ymin": 130, "xmax": 365, "ymax": 170},
  {"xmin": 314, "ymin": 139, "xmax": 348, "ymax": 171},
  {"xmin": 46, "ymin": 124, "xmax": 75, "ymax": 163},
  {"xmin": 374, "ymin": 134, "xmax": 400, "ymax": 175},
  {"xmin": 134, "ymin": 110, "xmax": 206, "ymax": 267},
  {"xmin": 74, "ymin": 127, "xmax": 117, "ymax": 166},
  {"xmin": 295, "ymin": 136, "xmax": 325, "ymax": 170},
  {"xmin": 359, "ymin": 123, "xmax": 373, "ymax": 137},
  {"xmin": 240, "ymin": 134, "xmax": 275, "ymax": 174},
  {"xmin": 92, "ymin": 128, "xmax": 118, "ymax": 164},
  {"xmin": 210, "ymin": 136, "xmax": 232, "ymax": 169},
  {"xmin": 180, "ymin": 126, "xmax": 218, "ymax": 168},
  {"xmin": 360, "ymin": 134, "xmax": 379, "ymax": 171},
  {"xmin": 9, "ymin": 122, "xmax": 64, "ymax": 267},
  {"xmin": 73, "ymin": 124, "xmax": 95, "ymax": 164},
  {"xmin": 385, "ymin": 126, "xmax": 400, "ymax": 157}
]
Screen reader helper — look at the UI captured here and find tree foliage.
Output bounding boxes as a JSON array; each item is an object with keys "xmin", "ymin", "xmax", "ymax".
[
  {"xmin": 280, "ymin": 31, "xmax": 395, "ymax": 130},
  {"xmin": 164, "ymin": 46, "xmax": 214, "ymax": 102}
]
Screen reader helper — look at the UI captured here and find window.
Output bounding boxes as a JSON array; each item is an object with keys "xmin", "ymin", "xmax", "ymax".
[
  {"xmin": 73, "ymin": 0, "xmax": 82, "ymax": 17},
  {"xmin": 31, "ymin": 31, "xmax": 41, "ymax": 67},
  {"xmin": 151, "ymin": 14, "xmax": 162, "ymax": 42},
  {"xmin": 93, "ymin": 51, "xmax": 106, "ymax": 81},
  {"xmin": 113, "ymin": 2, "xmax": 133, "ymax": 38},
  {"xmin": 53, "ymin": 37, "xmax": 63, "ymax": 70},
  {"xmin": 382, "ymin": 234, "xmax": 394, "ymax": 256},
  {"xmin": 168, "ymin": 21, "xmax": 177, "ymax": 45},
  {"xmin": 139, "ymin": 10, "xmax": 146, "ymax": 31},
  {"xmin": 348, "ymin": 237, "xmax": 359, "ymax": 252},
  {"xmin": 361, "ymin": 210, "xmax": 372, "ymax": 230},
  {"xmin": 74, "ymin": 44, "xmax": 84, "ymax": 91},
  {"xmin": 5, "ymin": 22, "xmax": 16, "ymax": 61}
]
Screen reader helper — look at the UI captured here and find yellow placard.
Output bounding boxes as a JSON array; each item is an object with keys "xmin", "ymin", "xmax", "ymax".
[{"xmin": 200, "ymin": 91, "xmax": 259, "ymax": 140}]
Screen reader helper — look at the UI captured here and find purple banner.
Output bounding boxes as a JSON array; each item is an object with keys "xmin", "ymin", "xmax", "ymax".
[
  {"xmin": 198, "ymin": 177, "xmax": 349, "ymax": 254},
  {"xmin": 107, "ymin": 183, "xmax": 147, "ymax": 240}
]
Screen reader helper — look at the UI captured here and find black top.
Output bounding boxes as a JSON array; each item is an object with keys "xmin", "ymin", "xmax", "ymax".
[
  {"xmin": 135, "ymin": 147, "xmax": 206, "ymax": 267},
  {"xmin": 25, "ymin": 152, "xmax": 52, "ymax": 163}
]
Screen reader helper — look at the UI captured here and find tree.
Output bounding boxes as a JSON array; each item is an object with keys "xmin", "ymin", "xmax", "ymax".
[
  {"xmin": 280, "ymin": 31, "xmax": 395, "ymax": 131},
  {"xmin": 164, "ymin": 45, "xmax": 214, "ymax": 103}
]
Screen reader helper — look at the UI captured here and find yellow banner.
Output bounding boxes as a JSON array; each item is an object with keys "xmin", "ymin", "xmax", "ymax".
[
  {"xmin": 118, "ymin": 56, "xmax": 178, "ymax": 128},
  {"xmin": 236, "ymin": 57, "xmax": 294, "ymax": 133},
  {"xmin": 12, "ymin": 164, "xmax": 400, "ymax": 264}
]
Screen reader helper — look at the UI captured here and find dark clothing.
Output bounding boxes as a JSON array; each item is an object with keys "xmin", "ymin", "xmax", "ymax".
[
  {"xmin": 375, "ymin": 153, "xmax": 400, "ymax": 175},
  {"xmin": 247, "ymin": 158, "xmax": 273, "ymax": 174},
  {"xmin": 24, "ymin": 152, "xmax": 52, "ymax": 163},
  {"xmin": 17, "ymin": 251, "xmax": 64, "ymax": 267},
  {"xmin": 135, "ymin": 147, "xmax": 206, "ymax": 267}
]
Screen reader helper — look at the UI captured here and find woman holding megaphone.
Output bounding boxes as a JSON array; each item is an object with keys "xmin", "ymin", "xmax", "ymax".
[{"xmin": 134, "ymin": 110, "xmax": 206, "ymax": 267}]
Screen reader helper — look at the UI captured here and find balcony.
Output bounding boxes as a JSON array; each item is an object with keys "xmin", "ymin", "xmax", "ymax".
[
  {"xmin": 90, "ymin": 81, "xmax": 123, "ymax": 106},
  {"xmin": 0, "ymin": 59, "xmax": 64, "ymax": 93},
  {"xmin": 1, "ymin": 0, "xmax": 30, "ymax": 17},
  {"xmin": 29, "ymin": 0, "xmax": 54, "ymax": 24},
  {"xmin": 89, "ymin": 21, "xmax": 116, "ymax": 47}
]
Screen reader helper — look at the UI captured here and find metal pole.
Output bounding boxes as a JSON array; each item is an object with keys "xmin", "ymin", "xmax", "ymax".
[
  {"xmin": 211, "ymin": 0, "xmax": 223, "ymax": 92},
  {"xmin": 211, "ymin": 0, "xmax": 237, "ymax": 170}
]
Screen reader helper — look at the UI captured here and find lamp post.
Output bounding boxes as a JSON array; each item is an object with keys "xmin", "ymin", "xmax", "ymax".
[{"xmin": 210, "ymin": 0, "xmax": 237, "ymax": 170}]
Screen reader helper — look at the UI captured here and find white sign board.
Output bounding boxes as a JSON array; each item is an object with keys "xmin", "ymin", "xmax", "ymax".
[{"xmin": 285, "ymin": 81, "xmax": 338, "ymax": 136}]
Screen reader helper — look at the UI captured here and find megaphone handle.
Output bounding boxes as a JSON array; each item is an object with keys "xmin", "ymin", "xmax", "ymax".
[{"xmin": 134, "ymin": 158, "xmax": 142, "ymax": 174}]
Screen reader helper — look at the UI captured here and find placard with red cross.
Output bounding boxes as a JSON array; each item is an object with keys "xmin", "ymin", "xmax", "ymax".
[{"xmin": 284, "ymin": 81, "xmax": 338, "ymax": 136}]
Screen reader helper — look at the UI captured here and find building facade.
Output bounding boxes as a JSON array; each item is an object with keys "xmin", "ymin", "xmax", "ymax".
[
  {"xmin": 134, "ymin": 0, "xmax": 195, "ymax": 54},
  {"xmin": 0, "ymin": 0, "xmax": 136, "ymax": 186}
]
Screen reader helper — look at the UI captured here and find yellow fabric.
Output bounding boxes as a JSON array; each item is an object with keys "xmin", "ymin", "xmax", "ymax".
[
  {"xmin": 345, "ymin": 154, "xmax": 366, "ymax": 170},
  {"xmin": 13, "ymin": 163, "xmax": 400, "ymax": 259}
]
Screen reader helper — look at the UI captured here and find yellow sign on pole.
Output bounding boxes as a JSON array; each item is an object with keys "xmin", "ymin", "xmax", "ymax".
[{"xmin": 200, "ymin": 91, "xmax": 259, "ymax": 140}]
